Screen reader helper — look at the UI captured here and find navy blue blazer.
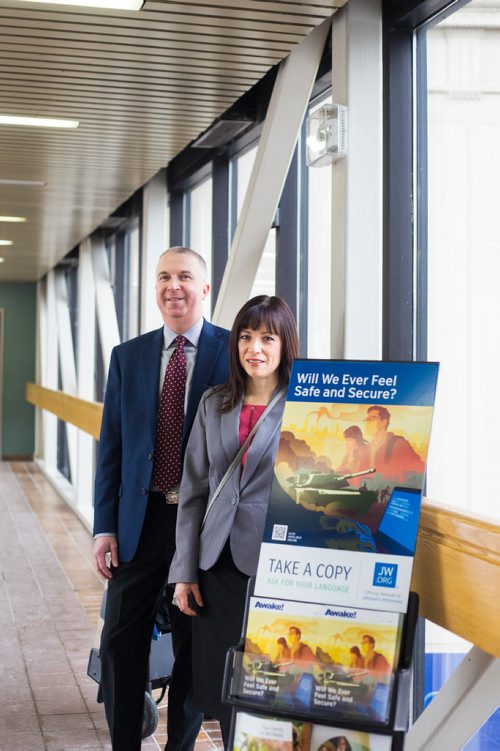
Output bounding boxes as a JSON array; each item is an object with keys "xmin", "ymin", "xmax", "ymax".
[{"xmin": 93, "ymin": 319, "xmax": 230, "ymax": 562}]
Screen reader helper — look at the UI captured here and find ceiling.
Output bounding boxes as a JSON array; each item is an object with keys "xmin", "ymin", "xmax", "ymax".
[{"xmin": 0, "ymin": 0, "xmax": 343, "ymax": 282}]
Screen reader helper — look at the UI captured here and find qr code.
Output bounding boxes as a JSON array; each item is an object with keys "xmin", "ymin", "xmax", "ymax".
[{"xmin": 272, "ymin": 524, "xmax": 288, "ymax": 541}]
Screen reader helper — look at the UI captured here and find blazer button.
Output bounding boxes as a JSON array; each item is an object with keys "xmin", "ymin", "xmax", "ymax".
[
  {"xmin": 140, "ymin": 488, "xmax": 148, "ymax": 495},
  {"xmin": 231, "ymin": 498, "xmax": 237, "ymax": 505},
  {"xmin": 147, "ymin": 453, "xmax": 153, "ymax": 460}
]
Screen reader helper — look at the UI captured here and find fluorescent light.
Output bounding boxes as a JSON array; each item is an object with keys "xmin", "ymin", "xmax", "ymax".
[
  {"xmin": 0, "ymin": 115, "xmax": 79, "ymax": 129},
  {"xmin": 0, "ymin": 216, "xmax": 26, "ymax": 222},
  {"xmin": 16, "ymin": 0, "xmax": 144, "ymax": 9},
  {"xmin": 0, "ymin": 240, "xmax": 13, "ymax": 246},
  {"xmin": 0, "ymin": 179, "xmax": 46, "ymax": 186}
]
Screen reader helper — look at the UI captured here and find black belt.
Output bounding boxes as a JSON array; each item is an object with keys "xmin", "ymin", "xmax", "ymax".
[{"xmin": 149, "ymin": 489, "xmax": 179, "ymax": 505}]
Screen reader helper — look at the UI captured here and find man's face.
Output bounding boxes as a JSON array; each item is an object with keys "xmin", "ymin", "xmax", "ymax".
[
  {"xmin": 288, "ymin": 629, "xmax": 300, "ymax": 645},
  {"xmin": 364, "ymin": 409, "xmax": 386, "ymax": 438},
  {"xmin": 361, "ymin": 638, "xmax": 372, "ymax": 656},
  {"xmin": 155, "ymin": 251, "xmax": 209, "ymax": 331}
]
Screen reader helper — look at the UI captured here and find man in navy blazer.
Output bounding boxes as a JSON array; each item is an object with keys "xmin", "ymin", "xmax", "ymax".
[{"xmin": 93, "ymin": 247, "xmax": 230, "ymax": 751}]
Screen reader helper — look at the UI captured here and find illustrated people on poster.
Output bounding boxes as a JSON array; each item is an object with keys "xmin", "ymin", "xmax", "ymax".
[
  {"xmin": 274, "ymin": 636, "xmax": 291, "ymax": 664},
  {"xmin": 364, "ymin": 405, "xmax": 424, "ymax": 482},
  {"xmin": 288, "ymin": 626, "xmax": 315, "ymax": 664},
  {"xmin": 337, "ymin": 425, "xmax": 371, "ymax": 477},
  {"xmin": 349, "ymin": 645, "xmax": 365, "ymax": 669},
  {"xmin": 361, "ymin": 634, "xmax": 391, "ymax": 674}
]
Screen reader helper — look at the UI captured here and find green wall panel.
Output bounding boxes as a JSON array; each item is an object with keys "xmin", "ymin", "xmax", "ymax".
[{"xmin": 0, "ymin": 283, "xmax": 36, "ymax": 457}]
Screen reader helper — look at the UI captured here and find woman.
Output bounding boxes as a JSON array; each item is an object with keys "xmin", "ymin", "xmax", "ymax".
[
  {"xmin": 169, "ymin": 295, "xmax": 299, "ymax": 746},
  {"xmin": 337, "ymin": 424, "xmax": 370, "ymax": 476},
  {"xmin": 349, "ymin": 644, "xmax": 364, "ymax": 669},
  {"xmin": 274, "ymin": 636, "xmax": 291, "ymax": 664}
]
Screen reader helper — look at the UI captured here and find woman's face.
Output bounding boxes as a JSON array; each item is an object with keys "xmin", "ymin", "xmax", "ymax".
[
  {"xmin": 238, "ymin": 324, "xmax": 282, "ymax": 383},
  {"xmin": 345, "ymin": 437, "xmax": 356, "ymax": 452}
]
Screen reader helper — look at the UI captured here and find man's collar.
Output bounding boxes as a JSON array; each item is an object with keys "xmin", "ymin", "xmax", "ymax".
[{"xmin": 162, "ymin": 318, "xmax": 204, "ymax": 349}]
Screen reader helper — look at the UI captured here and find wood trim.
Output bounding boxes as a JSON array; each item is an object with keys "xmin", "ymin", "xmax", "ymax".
[
  {"xmin": 26, "ymin": 383, "xmax": 103, "ymax": 441},
  {"xmin": 412, "ymin": 498, "xmax": 500, "ymax": 658}
]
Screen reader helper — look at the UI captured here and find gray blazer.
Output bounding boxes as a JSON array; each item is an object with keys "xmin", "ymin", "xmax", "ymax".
[{"xmin": 169, "ymin": 386, "xmax": 286, "ymax": 583}]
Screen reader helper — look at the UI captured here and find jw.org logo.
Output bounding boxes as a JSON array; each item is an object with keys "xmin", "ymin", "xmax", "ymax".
[{"xmin": 373, "ymin": 562, "xmax": 398, "ymax": 588}]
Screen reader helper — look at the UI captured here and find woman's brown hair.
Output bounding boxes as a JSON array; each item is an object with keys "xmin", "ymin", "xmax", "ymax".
[{"xmin": 219, "ymin": 295, "xmax": 299, "ymax": 412}]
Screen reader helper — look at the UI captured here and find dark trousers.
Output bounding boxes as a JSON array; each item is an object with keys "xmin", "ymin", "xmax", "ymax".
[
  {"xmin": 193, "ymin": 544, "xmax": 249, "ymax": 750},
  {"xmin": 99, "ymin": 494, "xmax": 203, "ymax": 751}
]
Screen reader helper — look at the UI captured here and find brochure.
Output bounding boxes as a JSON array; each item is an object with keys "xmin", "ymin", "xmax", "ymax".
[
  {"xmin": 234, "ymin": 597, "xmax": 403, "ymax": 725},
  {"xmin": 254, "ymin": 360, "xmax": 439, "ymax": 612},
  {"xmin": 232, "ymin": 713, "xmax": 393, "ymax": 751},
  {"xmin": 233, "ymin": 712, "xmax": 311, "ymax": 750},
  {"xmin": 308, "ymin": 722, "xmax": 392, "ymax": 751}
]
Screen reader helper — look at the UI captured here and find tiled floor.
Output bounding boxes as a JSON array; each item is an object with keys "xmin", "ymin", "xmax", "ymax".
[{"xmin": 0, "ymin": 461, "xmax": 224, "ymax": 750}]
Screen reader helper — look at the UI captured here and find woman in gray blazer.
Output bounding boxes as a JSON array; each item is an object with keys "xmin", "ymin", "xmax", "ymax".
[{"xmin": 169, "ymin": 295, "xmax": 299, "ymax": 746}]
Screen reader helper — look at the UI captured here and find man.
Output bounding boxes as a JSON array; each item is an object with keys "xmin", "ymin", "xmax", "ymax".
[
  {"xmin": 360, "ymin": 634, "xmax": 391, "ymax": 673},
  {"xmin": 93, "ymin": 247, "xmax": 230, "ymax": 751},
  {"xmin": 287, "ymin": 626, "xmax": 315, "ymax": 664},
  {"xmin": 364, "ymin": 405, "xmax": 424, "ymax": 482}
]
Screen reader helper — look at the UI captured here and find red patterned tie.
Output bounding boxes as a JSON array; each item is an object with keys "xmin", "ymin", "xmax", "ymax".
[{"xmin": 152, "ymin": 335, "xmax": 187, "ymax": 492}]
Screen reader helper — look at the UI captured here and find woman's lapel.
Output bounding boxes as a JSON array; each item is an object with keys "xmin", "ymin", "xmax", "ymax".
[{"xmin": 220, "ymin": 401, "xmax": 242, "ymax": 483}]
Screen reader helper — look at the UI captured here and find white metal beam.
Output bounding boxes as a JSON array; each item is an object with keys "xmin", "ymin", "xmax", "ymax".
[
  {"xmin": 406, "ymin": 646, "xmax": 500, "ymax": 750},
  {"xmin": 42, "ymin": 272, "xmax": 59, "ymax": 471},
  {"xmin": 54, "ymin": 269, "xmax": 78, "ymax": 481},
  {"xmin": 331, "ymin": 0, "xmax": 383, "ymax": 359},
  {"xmin": 213, "ymin": 16, "xmax": 332, "ymax": 329},
  {"xmin": 141, "ymin": 169, "xmax": 168, "ymax": 334},
  {"xmin": 91, "ymin": 233, "xmax": 121, "ymax": 375},
  {"xmin": 76, "ymin": 239, "xmax": 96, "ymax": 523}
]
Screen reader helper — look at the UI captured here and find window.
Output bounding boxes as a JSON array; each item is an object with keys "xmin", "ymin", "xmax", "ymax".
[{"xmin": 232, "ymin": 144, "xmax": 276, "ymax": 297}]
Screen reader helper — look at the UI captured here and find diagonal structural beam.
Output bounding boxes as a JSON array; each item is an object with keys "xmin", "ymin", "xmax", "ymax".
[{"xmin": 213, "ymin": 16, "xmax": 332, "ymax": 329}]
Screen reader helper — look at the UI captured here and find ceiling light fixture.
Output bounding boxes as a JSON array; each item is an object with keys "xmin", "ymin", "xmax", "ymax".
[
  {"xmin": 15, "ymin": 0, "xmax": 144, "ymax": 9},
  {"xmin": 0, "ymin": 216, "xmax": 26, "ymax": 222},
  {"xmin": 0, "ymin": 258, "xmax": 5, "ymax": 264},
  {"xmin": 0, "ymin": 240, "xmax": 13, "ymax": 246},
  {"xmin": 0, "ymin": 115, "xmax": 79, "ymax": 129},
  {"xmin": 0, "ymin": 179, "xmax": 46, "ymax": 186}
]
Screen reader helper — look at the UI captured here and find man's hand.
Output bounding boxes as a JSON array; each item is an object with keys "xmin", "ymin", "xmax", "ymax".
[
  {"xmin": 94, "ymin": 535, "xmax": 119, "ymax": 580},
  {"xmin": 174, "ymin": 582, "xmax": 204, "ymax": 616}
]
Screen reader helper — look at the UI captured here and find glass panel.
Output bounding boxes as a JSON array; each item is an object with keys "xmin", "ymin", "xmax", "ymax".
[
  {"xmin": 189, "ymin": 177, "xmax": 213, "ymax": 318},
  {"xmin": 236, "ymin": 146, "xmax": 258, "ymax": 220},
  {"xmin": 126, "ymin": 222, "xmax": 140, "ymax": 339},
  {"xmin": 234, "ymin": 144, "xmax": 276, "ymax": 296},
  {"xmin": 424, "ymin": 1, "xmax": 500, "ymax": 735},
  {"xmin": 426, "ymin": 0, "xmax": 500, "ymax": 521},
  {"xmin": 464, "ymin": 707, "xmax": 500, "ymax": 751},
  {"xmin": 250, "ymin": 228, "xmax": 276, "ymax": 297}
]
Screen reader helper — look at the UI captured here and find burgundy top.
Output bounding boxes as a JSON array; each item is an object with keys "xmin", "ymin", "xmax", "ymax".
[{"xmin": 239, "ymin": 404, "xmax": 266, "ymax": 466}]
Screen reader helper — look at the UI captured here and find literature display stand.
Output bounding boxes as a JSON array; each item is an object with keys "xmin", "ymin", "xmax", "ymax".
[
  {"xmin": 221, "ymin": 582, "xmax": 419, "ymax": 750},
  {"xmin": 221, "ymin": 360, "xmax": 438, "ymax": 751}
]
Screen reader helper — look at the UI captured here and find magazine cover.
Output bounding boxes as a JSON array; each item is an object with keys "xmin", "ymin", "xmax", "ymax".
[
  {"xmin": 233, "ymin": 712, "xmax": 311, "ymax": 751},
  {"xmin": 254, "ymin": 360, "xmax": 439, "ymax": 612},
  {"xmin": 308, "ymin": 723, "xmax": 392, "ymax": 751},
  {"xmin": 234, "ymin": 598, "xmax": 403, "ymax": 725}
]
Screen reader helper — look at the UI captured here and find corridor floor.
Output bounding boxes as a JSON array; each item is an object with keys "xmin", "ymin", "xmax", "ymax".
[{"xmin": 0, "ymin": 462, "xmax": 223, "ymax": 750}]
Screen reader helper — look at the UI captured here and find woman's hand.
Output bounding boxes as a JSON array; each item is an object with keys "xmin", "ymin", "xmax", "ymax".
[{"xmin": 174, "ymin": 582, "xmax": 204, "ymax": 616}]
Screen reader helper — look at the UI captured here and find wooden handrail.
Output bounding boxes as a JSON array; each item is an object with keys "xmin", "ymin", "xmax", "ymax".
[
  {"xmin": 26, "ymin": 383, "xmax": 103, "ymax": 440},
  {"xmin": 26, "ymin": 382, "xmax": 500, "ymax": 657},
  {"xmin": 412, "ymin": 499, "xmax": 500, "ymax": 658}
]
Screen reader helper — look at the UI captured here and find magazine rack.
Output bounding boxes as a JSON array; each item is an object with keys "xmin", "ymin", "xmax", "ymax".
[{"xmin": 221, "ymin": 580, "xmax": 419, "ymax": 750}]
